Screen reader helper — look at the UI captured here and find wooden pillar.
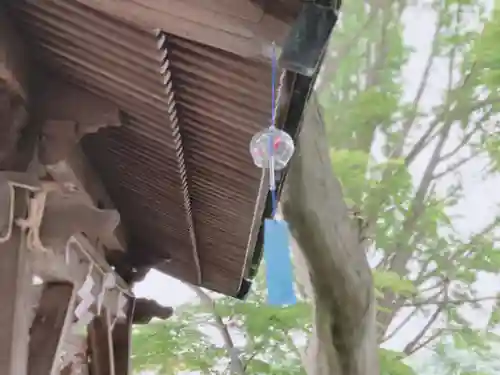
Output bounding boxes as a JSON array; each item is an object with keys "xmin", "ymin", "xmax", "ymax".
[
  {"xmin": 112, "ymin": 297, "xmax": 136, "ymax": 375},
  {"xmin": 87, "ymin": 297, "xmax": 135, "ymax": 375},
  {"xmin": 88, "ymin": 313, "xmax": 113, "ymax": 375},
  {"xmin": 0, "ymin": 189, "xmax": 31, "ymax": 375},
  {"xmin": 0, "ymin": 15, "xmax": 33, "ymax": 373},
  {"xmin": 28, "ymin": 282, "xmax": 75, "ymax": 375}
]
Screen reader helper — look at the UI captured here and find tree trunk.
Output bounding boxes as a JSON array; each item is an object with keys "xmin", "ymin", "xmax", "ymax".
[{"xmin": 282, "ymin": 94, "xmax": 378, "ymax": 375}]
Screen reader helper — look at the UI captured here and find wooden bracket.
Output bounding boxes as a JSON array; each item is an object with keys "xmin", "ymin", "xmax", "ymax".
[
  {"xmin": 133, "ymin": 298, "xmax": 174, "ymax": 325},
  {"xmin": 36, "ymin": 78, "xmax": 121, "ymax": 166},
  {"xmin": 34, "ymin": 77, "xmax": 127, "ymax": 253},
  {"xmin": 43, "ymin": 146, "xmax": 127, "ymax": 252}
]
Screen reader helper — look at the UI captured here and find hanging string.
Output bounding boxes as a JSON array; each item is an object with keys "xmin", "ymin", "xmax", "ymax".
[
  {"xmin": 269, "ymin": 42, "xmax": 278, "ymax": 218},
  {"xmin": 271, "ymin": 42, "xmax": 277, "ymax": 130},
  {"xmin": 249, "ymin": 42, "xmax": 296, "ymax": 306}
]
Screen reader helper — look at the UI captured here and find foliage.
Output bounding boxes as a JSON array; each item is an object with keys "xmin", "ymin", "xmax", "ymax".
[
  {"xmin": 379, "ymin": 349, "xmax": 416, "ymax": 375},
  {"xmin": 415, "ymin": 341, "xmax": 500, "ymax": 375},
  {"xmin": 132, "ymin": 0, "xmax": 500, "ymax": 373},
  {"xmin": 323, "ymin": 0, "xmax": 500, "ymax": 360},
  {"xmin": 132, "ymin": 274, "xmax": 311, "ymax": 374},
  {"xmin": 132, "ymin": 306, "xmax": 226, "ymax": 373}
]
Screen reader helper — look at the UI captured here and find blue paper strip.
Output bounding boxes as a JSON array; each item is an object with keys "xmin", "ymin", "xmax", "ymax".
[{"xmin": 263, "ymin": 218, "xmax": 296, "ymax": 306}]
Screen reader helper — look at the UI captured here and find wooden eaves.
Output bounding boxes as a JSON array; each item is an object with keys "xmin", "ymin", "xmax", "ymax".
[
  {"xmin": 0, "ymin": 1, "xmax": 342, "ymax": 374},
  {"xmin": 1, "ymin": 0, "xmax": 340, "ymax": 300}
]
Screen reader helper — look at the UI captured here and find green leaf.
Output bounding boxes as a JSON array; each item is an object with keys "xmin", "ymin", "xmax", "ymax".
[
  {"xmin": 487, "ymin": 298, "xmax": 500, "ymax": 328},
  {"xmin": 380, "ymin": 349, "xmax": 417, "ymax": 375},
  {"xmin": 373, "ymin": 270, "xmax": 416, "ymax": 296}
]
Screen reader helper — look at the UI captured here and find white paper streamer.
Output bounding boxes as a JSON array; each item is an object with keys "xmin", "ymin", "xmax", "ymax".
[{"xmin": 96, "ymin": 272, "xmax": 116, "ymax": 315}]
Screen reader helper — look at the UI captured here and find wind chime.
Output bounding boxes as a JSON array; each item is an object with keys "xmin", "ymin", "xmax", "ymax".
[{"xmin": 249, "ymin": 43, "xmax": 296, "ymax": 306}]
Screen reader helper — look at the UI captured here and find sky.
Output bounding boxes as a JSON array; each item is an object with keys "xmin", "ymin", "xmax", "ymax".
[{"xmin": 133, "ymin": 0, "xmax": 500, "ymax": 372}]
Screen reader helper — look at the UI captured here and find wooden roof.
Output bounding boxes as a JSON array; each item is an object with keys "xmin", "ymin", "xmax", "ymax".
[{"xmin": 3, "ymin": 0, "xmax": 335, "ymax": 297}]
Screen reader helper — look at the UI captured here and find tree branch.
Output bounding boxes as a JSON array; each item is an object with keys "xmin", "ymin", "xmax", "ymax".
[
  {"xmin": 381, "ymin": 307, "xmax": 419, "ymax": 343},
  {"xmin": 394, "ymin": 9, "xmax": 443, "ymax": 161},
  {"xmin": 282, "ymin": 94, "xmax": 377, "ymax": 375},
  {"xmin": 437, "ymin": 107, "xmax": 491, "ymax": 168},
  {"xmin": 403, "ymin": 308, "xmax": 441, "ymax": 355},
  {"xmin": 318, "ymin": 13, "xmax": 377, "ymax": 94},
  {"xmin": 438, "ymin": 123, "xmax": 484, "ymax": 162},
  {"xmin": 370, "ymin": 5, "xmax": 444, "ymax": 216},
  {"xmin": 404, "ymin": 123, "xmax": 441, "ymax": 166},
  {"xmin": 405, "ymin": 328, "xmax": 444, "ymax": 356},
  {"xmin": 391, "ymin": 120, "xmax": 453, "ymax": 271},
  {"xmin": 404, "ymin": 295, "xmax": 500, "ymax": 308},
  {"xmin": 432, "ymin": 150, "xmax": 481, "ymax": 180},
  {"xmin": 189, "ymin": 286, "xmax": 246, "ymax": 375},
  {"xmin": 374, "ymin": 253, "xmax": 393, "ymax": 270},
  {"xmin": 403, "ymin": 282, "xmax": 449, "ymax": 355},
  {"xmin": 413, "ymin": 257, "xmax": 434, "ymax": 285},
  {"xmin": 417, "ymin": 279, "xmax": 446, "ymax": 294},
  {"xmin": 242, "ymin": 353, "xmax": 258, "ymax": 372},
  {"xmin": 376, "ymin": 121, "xmax": 454, "ymax": 334},
  {"xmin": 380, "ymin": 285, "xmax": 445, "ymax": 342}
]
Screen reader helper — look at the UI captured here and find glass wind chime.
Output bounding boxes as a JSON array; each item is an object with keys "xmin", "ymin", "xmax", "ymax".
[{"xmin": 249, "ymin": 43, "xmax": 296, "ymax": 306}]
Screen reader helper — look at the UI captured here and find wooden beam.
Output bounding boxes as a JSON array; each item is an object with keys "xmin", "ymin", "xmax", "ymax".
[
  {"xmin": 28, "ymin": 282, "xmax": 76, "ymax": 375},
  {"xmin": 0, "ymin": 8, "xmax": 28, "ymax": 98},
  {"xmin": 73, "ymin": 0, "xmax": 292, "ymax": 60},
  {"xmin": 0, "ymin": 187, "xmax": 31, "ymax": 375},
  {"xmin": 0, "ymin": 7, "xmax": 29, "ymax": 165}
]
